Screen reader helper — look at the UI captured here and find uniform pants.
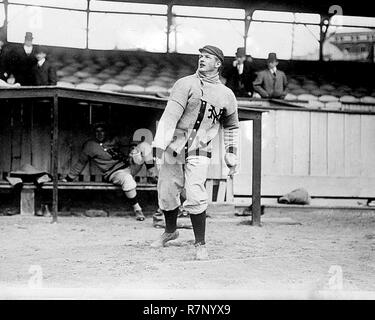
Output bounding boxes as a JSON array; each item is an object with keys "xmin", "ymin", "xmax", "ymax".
[{"xmin": 157, "ymin": 155, "xmax": 210, "ymax": 215}]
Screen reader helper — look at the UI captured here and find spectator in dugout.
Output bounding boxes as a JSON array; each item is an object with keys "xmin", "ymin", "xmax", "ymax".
[
  {"xmin": 222, "ymin": 47, "xmax": 256, "ymax": 97},
  {"xmin": 32, "ymin": 46, "xmax": 57, "ymax": 85},
  {"xmin": 8, "ymin": 31, "xmax": 38, "ymax": 86},
  {"xmin": 253, "ymin": 52, "xmax": 288, "ymax": 99}
]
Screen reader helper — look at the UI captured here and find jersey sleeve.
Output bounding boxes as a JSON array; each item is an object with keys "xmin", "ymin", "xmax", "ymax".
[{"xmin": 168, "ymin": 77, "xmax": 191, "ymax": 108}]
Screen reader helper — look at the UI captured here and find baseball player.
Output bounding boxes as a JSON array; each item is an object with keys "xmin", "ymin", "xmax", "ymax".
[
  {"xmin": 151, "ymin": 45, "xmax": 239, "ymax": 260},
  {"xmin": 63, "ymin": 122, "xmax": 157, "ymax": 221}
]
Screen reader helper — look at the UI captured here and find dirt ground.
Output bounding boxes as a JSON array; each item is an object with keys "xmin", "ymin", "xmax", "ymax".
[{"xmin": 0, "ymin": 209, "xmax": 375, "ymax": 299}]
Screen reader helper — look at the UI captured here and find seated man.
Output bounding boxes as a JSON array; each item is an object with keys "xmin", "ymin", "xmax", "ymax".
[
  {"xmin": 62, "ymin": 122, "xmax": 157, "ymax": 221},
  {"xmin": 253, "ymin": 52, "xmax": 288, "ymax": 99}
]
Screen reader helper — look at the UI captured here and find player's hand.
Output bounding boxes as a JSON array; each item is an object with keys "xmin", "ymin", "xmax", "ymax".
[
  {"xmin": 147, "ymin": 166, "xmax": 158, "ymax": 184},
  {"xmin": 228, "ymin": 165, "xmax": 238, "ymax": 178},
  {"xmin": 153, "ymin": 147, "xmax": 164, "ymax": 171},
  {"xmin": 224, "ymin": 153, "xmax": 238, "ymax": 178}
]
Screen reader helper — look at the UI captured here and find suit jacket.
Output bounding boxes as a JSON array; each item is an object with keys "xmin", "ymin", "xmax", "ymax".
[
  {"xmin": 222, "ymin": 60, "xmax": 256, "ymax": 97},
  {"xmin": 0, "ymin": 45, "xmax": 12, "ymax": 81},
  {"xmin": 32, "ymin": 60, "xmax": 57, "ymax": 85},
  {"xmin": 9, "ymin": 44, "xmax": 38, "ymax": 85},
  {"xmin": 253, "ymin": 68, "xmax": 288, "ymax": 99}
]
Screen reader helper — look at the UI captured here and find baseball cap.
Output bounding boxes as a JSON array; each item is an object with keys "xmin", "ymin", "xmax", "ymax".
[{"xmin": 199, "ymin": 45, "xmax": 224, "ymax": 63}]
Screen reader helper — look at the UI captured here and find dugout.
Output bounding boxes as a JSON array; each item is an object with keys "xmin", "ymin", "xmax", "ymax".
[{"xmin": 0, "ymin": 87, "xmax": 265, "ymax": 224}]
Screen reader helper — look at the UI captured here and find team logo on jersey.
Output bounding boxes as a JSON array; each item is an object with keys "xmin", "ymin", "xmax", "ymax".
[{"xmin": 207, "ymin": 105, "xmax": 223, "ymax": 124}]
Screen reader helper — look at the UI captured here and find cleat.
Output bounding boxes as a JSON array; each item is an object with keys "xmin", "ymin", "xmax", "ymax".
[
  {"xmin": 135, "ymin": 209, "xmax": 145, "ymax": 221},
  {"xmin": 150, "ymin": 230, "xmax": 179, "ymax": 248}
]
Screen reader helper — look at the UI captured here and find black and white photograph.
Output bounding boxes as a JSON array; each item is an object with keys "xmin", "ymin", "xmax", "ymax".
[{"xmin": 0, "ymin": 0, "xmax": 374, "ymax": 305}]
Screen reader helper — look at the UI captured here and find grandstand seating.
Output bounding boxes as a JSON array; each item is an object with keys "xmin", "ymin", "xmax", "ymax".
[{"xmin": 37, "ymin": 46, "xmax": 375, "ymax": 108}]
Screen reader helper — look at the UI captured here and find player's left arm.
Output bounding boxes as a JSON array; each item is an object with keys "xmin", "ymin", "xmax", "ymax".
[{"xmin": 221, "ymin": 94, "xmax": 240, "ymax": 177}]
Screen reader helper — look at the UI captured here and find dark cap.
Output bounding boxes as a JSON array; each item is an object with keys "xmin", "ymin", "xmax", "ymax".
[
  {"xmin": 25, "ymin": 32, "xmax": 33, "ymax": 40},
  {"xmin": 92, "ymin": 122, "xmax": 108, "ymax": 131},
  {"xmin": 199, "ymin": 45, "xmax": 224, "ymax": 63},
  {"xmin": 235, "ymin": 47, "xmax": 246, "ymax": 57},
  {"xmin": 267, "ymin": 52, "xmax": 278, "ymax": 62},
  {"xmin": 35, "ymin": 45, "xmax": 48, "ymax": 55}
]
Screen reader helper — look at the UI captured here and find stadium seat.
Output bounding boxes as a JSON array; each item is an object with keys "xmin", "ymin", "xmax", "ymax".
[
  {"xmin": 84, "ymin": 77, "xmax": 103, "ymax": 85},
  {"xmin": 339, "ymin": 95, "xmax": 359, "ymax": 103},
  {"xmin": 290, "ymin": 88, "xmax": 306, "ymax": 96},
  {"xmin": 59, "ymin": 76, "xmax": 80, "ymax": 85},
  {"xmin": 284, "ymin": 93, "xmax": 298, "ymax": 101},
  {"xmin": 297, "ymin": 94, "xmax": 318, "ymax": 101},
  {"xmin": 74, "ymin": 71, "xmax": 91, "ymax": 79},
  {"xmin": 75, "ymin": 83, "xmax": 99, "ymax": 90},
  {"xmin": 57, "ymin": 81, "xmax": 75, "ymax": 88},
  {"xmin": 144, "ymin": 85, "xmax": 169, "ymax": 95},
  {"xmin": 319, "ymin": 84, "xmax": 336, "ymax": 92},
  {"xmin": 360, "ymin": 96, "xmax": 375, "ymax": 104},
  {"xmin": 122, "ymin": 84, "xmax": 145, "ymax": 94},
  {"xmin": 99, "ymin": 83, "xmax": 122, "ymax": 92},
  {"xmin": 318, "ymin": 95, "xmax": 339, "ymax": 102}
]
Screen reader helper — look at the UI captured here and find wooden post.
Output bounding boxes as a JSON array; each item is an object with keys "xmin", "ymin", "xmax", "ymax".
[
  {"xmin": 51, "ymin": 95, "xmax": 59, "ymax": 223},
  {"xmin": 251, "ymin": 115, "xmax": 262, "ymax": 226},
  {"xmin": 20, "ymin": 189, "xmax": 35, "ymax": 215}
]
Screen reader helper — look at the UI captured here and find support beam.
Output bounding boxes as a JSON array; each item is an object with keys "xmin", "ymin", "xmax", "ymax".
[
  {"xmin": 244, "ymin": 8, "xmax": 253, "ymax": 52},
  {"xmin": 51, "ymin": 95, "xmax": 59, "ymax": 223},
  {"xmin": 166, "ymin": 3, "xmax": 172, "ymax": 53},
  {"xmin": 251, "ymin": 115, "xmax": 262, "ymax": 226}
]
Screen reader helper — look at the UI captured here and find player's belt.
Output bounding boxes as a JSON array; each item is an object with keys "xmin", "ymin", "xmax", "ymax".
[
  {"xmin": 187, "ymin": 149, "xmax": 212, "ymax": 158},
  {"xmin": 184, "ymin": 99, "xmax": 207, "ymax": 159}
]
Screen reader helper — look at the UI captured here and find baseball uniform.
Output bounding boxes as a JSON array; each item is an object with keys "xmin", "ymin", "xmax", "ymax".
[{"xmin": 153, "ymin": 71, "xmax": 239, "ymax": 215}]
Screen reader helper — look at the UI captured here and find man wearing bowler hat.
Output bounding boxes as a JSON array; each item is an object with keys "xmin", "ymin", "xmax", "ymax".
[
  {"xmin": 32, "ymin": 46, "xmax": 57, "ymax": 85},
  {"xmin": 253, "ymin": 52, "xmax": 288, "ymax": 99},
  {"xmin": 222, "ymin": 47, "xmax": 256, "ymax": 97},
  {"xmin": 151, "ymin": 45, "xmax": 239, "ymax": 260},
  {"xmin": 9, "ymin": 32, "xmax": 38, "ymax": 85}
]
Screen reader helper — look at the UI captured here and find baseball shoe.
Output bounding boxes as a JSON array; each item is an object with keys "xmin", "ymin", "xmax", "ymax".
[
  {"xmin": 150, "ymin": 230, "xmax": 179, "ymax": 248},
  {"xmin": 135, "ymin": 209, "xmax": 145, "ymax": 221},
  {"xmin": 195, "ymin": 243, "xmax": 209, "ymax": 260}
]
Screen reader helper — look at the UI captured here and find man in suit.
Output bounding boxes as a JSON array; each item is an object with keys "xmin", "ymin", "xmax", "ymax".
[
  {"xmin": 0, "ymin": 27, "xmax": 11, "ymax": 82},
  {"xmin": 10, "ymin": 32, "xmax": 38, "ymax": 85},
  {"xmin": 253, "ymin": 52, "xmax": 288, "ymax": 99},
  {"xmin": 222, "ymin": 47, "xmax": 256, "ymax": 97},
  {"xmin": 32, "ymin": 46, "xmax": 57, "ymax": 85}
]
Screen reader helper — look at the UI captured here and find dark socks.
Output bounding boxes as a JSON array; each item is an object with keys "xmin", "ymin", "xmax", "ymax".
[
  {"xmin": 190, "ymin": 211, "xmax": 206, "ymax": 245},
  {"xmin": 128, "ymin": 196, "xmax": 139, "ymax": 206},
  {"xmin": 164, "ymin": 208, "xmax": 179, "ymax": 233}
]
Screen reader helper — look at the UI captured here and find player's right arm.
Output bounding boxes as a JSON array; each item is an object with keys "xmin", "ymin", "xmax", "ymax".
[
  {"xmin": 63, "ymin": 142, "xmax": 91, "ymax": 181},
  {"xmin": 152, "ymin": 78, "xmax": 189, "ymax": 158}
]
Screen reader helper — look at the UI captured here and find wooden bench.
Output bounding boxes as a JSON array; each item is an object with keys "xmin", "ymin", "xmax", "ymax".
[{"xmin": 1, "ymin": 177, "xmax": 234, "ymax": 215}]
